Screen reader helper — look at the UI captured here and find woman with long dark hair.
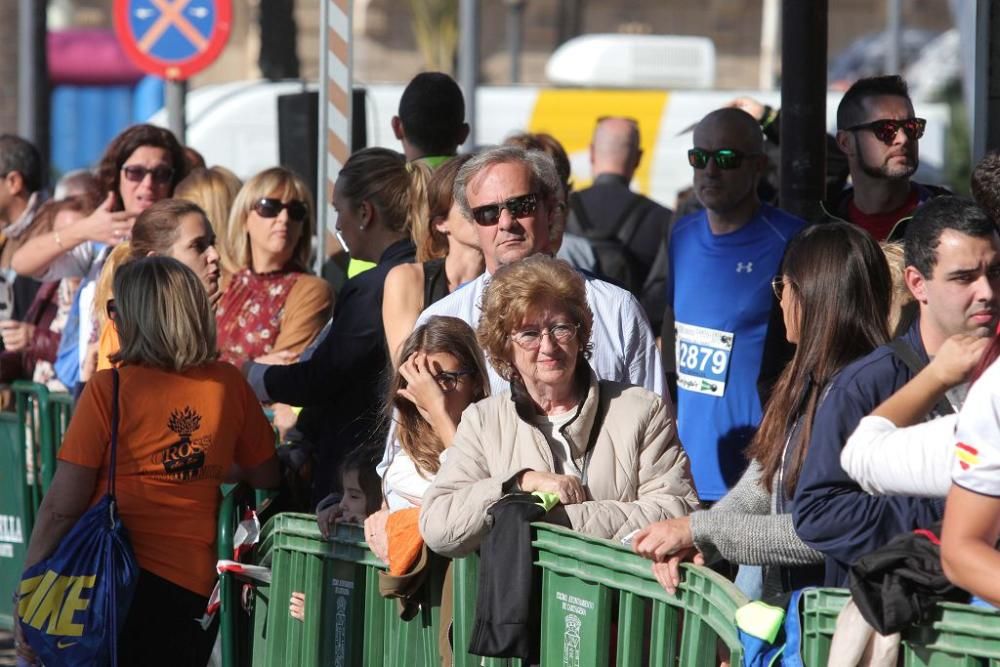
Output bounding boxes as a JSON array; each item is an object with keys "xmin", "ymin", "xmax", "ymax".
[{"xmin": 632, "ymin": 221, "xmax": 893, "ymax": 597}]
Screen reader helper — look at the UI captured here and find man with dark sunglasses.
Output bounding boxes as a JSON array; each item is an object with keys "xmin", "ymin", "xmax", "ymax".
[
  {"xmin": 420, "ymin": 144, "xmax": 663, "ymax": 396},
  {"xmin": 832, "ymin": 74, "xmax": 948, "ymax": 241},
  {"xmin": 376, "ymin": 145, "xmax": 665, "ymax": 511},
  {"xmin": 668, "ymin": 107, "xmax": 804, "ymax": 506}
]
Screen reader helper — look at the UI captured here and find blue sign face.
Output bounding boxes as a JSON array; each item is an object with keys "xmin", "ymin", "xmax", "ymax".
[{"xmin": 127, "ymin": 0, "xmax": 216, "ymax": 62}]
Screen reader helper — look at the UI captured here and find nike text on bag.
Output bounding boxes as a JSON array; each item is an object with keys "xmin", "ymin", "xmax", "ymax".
[{"xmin": 17, "ymin": 369, "xmax": 138, "ymax": 667}]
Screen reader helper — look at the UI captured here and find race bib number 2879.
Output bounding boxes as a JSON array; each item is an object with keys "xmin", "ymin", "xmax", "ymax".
[{"xmin": 675, "ymin": 322, "xmax": 733, "ymax": 397}]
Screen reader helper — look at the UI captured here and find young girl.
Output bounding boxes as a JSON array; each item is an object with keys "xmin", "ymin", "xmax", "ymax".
[
  {"xmin": 334, "ymin": 444, "xmax": 384, "ymax": 524},
  {"xmin": 381, "ymin": 315, "xmax": 490, "ymax": 512}
]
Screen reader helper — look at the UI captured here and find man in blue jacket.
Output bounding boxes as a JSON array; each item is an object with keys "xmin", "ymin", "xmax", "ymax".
[{"xmin": 793, "ymin": 196, "xmax": 1000, "ymax": 585}]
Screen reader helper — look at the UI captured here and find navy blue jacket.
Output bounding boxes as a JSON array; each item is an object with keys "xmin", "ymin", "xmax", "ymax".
[{"xmin": 792, "ymin": 320, "xmax": 945, "ymax": 586}]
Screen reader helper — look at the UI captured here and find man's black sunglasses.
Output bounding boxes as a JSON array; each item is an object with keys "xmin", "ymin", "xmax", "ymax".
[
  {"xmin": 687, "ymin": 148, "xmax": 759, "ymax": 170},
  {"xmin": 470, "ymin": 193, "xmax": 538, "ymax": 226},
  {"xmin": 843, "ymin": 118, "xmax": 926, "ymax": 146}
]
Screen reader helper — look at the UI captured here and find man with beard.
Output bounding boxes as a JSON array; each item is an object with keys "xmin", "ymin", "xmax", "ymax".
[
  {"xmin": 668, "ymin": 108, "xmax": 805, "ymax": 504},
  {"xmin": 794, "ymin": 196, "xmax": 1000, "ymax": 585},
  {"xmin": 832, "ymin": 75, "xmax": 947, "ymax": 241}
]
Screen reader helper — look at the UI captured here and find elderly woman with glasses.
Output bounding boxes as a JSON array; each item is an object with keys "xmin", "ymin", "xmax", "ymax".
[
  {"xmin": 215, "ymin": 167, "xmax": 333, "ymax": 367},
  {"xmin": 419, "ymin": 254, "xmax": 698, "ymax": 557}
]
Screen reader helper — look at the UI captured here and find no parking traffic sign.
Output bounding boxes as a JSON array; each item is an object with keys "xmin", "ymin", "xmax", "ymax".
[{"xmin": 112, "ymin": 0, "xmax": 232, "ymax": 80}]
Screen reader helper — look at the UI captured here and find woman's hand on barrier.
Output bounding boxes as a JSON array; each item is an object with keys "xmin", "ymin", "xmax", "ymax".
[
  {"xmin": 364, "ymin": 509, "xmax": 391, "ymax": 563},
  {"xmin": 0, "ymin": 320, "xmax": 35, "ymax": 352},
  {"xmin": 289, "ymin": 592, "xmax": 306, "ymax": 621},
  {"xmin": 317, "ymin": 503, "xmax": 344, "ymax": 540},
  {"xmin": 650, "ymin": 546, "xmax": 699, "ymax": 595},
  {"xmin": 928, "ymin": 334, "xmax": 990, "ymax": 388},
  {"xmin": 518, "ymin": 470, "xmax": 587, "ymax": 505},
  {"xmin": 631, "ymin": 516, "xmax": 694, "ymax": 562}
]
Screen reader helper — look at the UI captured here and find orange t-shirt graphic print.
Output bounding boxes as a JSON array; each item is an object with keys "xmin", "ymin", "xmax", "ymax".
[{"xmin": 58, "ymin": 362, "xmax": 275, "ymax": 596}]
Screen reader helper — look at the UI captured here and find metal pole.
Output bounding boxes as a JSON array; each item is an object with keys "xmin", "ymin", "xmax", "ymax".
[
  {"xmin": 16, "ymin": 0, "xmax": 45, "ymax": 147},
  {"xmin": 165, "ymin": 79, "xmax": 187, "ymax": 145},
  {"xmin": 970, "ymin": 0, "xmax": 1000, "ymax": 161},
  {"xmin": 458, "ymin": 0, "xmax": 479, "ymax": 149},
  {"xmin": 758, "ymin": 0, "xmax": 780, "ymax": 90},
  {"xmin": 16, "ymin": 0, "xmax": 35, "ymax": 141},
  {"xmin": 506, "ymin": 0, "xmax": 525, "ymax": 84},
  {"xmin": 886, "ymin": 0, "xmax": 902, "ymax": 74},
  {"xmin": 779, "ymin": 0, "xmax": 828, "ymax": 220}
]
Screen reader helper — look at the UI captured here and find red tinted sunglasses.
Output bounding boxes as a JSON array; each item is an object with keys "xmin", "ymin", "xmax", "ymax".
[{"xmin": 844, "ymin": 118, "xmax": 926, "ymax": 146}]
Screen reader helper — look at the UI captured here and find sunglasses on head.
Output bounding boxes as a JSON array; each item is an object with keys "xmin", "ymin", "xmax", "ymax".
[
  {"xmin": 844, "ymin": 117, "xmax": 926, "ymax": 145},
  {"xmin": 121, "ymin": 165, "xmax": 174, "ymax": 185},
  {"xmin": 687, "ymin": 148, "xmax": 757, "ymax": 170},
  {"xmin": 253, "ymin": 197, "xmax": 308, "ymax": 222},
  {"xmin": 470, "ymin": 192, "xmax": 538, "ymax": 226}
]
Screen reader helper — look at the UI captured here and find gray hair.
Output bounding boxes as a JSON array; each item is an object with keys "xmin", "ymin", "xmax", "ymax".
[{"xmin": 452, "ymin": 145, "xmax": 562, "ymax": 219}]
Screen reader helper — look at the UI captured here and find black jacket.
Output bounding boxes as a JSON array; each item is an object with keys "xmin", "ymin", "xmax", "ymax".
[{"xmin": 262, "ymin": 239, "xmax": 416, "ymax": 500}]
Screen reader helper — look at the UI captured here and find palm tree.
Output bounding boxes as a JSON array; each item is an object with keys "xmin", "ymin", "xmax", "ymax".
[{"xmin": 409, "ymin": 0, "xmax": 459, "ymax": 73}]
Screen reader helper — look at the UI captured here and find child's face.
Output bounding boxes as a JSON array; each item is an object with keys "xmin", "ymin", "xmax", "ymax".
[{"xmin": 338, "ymin": 469, "xmax": 369, "ymax": 524}]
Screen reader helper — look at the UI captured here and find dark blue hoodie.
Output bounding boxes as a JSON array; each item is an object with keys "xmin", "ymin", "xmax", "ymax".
[{"xmin": 792, "ymin": 319, "xmax": 945, "ymax": 586}]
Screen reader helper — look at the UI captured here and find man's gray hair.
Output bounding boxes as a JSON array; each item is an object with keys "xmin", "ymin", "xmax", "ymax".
[{"xmin": 453, "ymin": 145, "xmax": 562, "ymax": 218}]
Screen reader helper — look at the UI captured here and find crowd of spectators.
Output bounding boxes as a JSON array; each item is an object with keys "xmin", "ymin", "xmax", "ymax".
[{"xmin": 11, "ymin": 68, "xmax": 1000, "ymax": 664}]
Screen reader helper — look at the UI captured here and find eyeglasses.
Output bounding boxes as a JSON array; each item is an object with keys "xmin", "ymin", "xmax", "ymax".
[
  {"xmin": 687, "ymin": 148, "xmax": 758, "ymax": 170},
  {"xmin": 432, "ymin": 369, "xmax": 475, "ymax": 392},
  {"xmin": 470, "ymin": 193, "xmax": 538, "ymax": 226},
  {"xmin": 121, "ymin": 165, "xmax": 174, "ymax": 185},
  {"xmin": 771, "ymin": 276, "xmax": 794, "ymax": 301},
  {"xmin": 844, "ymin": 118, "xmax": 926, "ymax": 146},
  {"xmin": 106, "ymin": 298, "xmax": 118, "ymax": 321},
  {"xmin": 253, "ymin": 197, "xmax": 308, "ymax": 222},
  {"xmin": 510, "ymin": 322, "xmax": 580, "ymax": 350}
]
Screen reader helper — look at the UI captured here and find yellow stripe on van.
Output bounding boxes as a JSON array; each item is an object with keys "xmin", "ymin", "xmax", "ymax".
[{"xmin": 527, "ymin": 89, "xmax": 669, "ymax": 196}]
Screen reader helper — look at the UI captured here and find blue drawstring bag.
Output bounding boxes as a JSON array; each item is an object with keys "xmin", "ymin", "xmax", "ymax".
[{"xmin": 17, "ymin": 369, "xmax": 139, "ymax": 666}]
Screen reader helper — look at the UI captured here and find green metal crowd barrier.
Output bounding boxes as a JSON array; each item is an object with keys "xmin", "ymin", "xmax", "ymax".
[
  {"xmin": 801, "ymin": 588, "xmax": 1000, "ymax": 666},
  {"xmin": 0, "ymin": 382, "xmax": 73, "ymax": 631},
  {"xmin": 227, "ymin": 513, "xmax": 750, "ymax": 666},
  {"xmin": 533, "ymin": 524, "xmax": 747, "ymax": 666}
]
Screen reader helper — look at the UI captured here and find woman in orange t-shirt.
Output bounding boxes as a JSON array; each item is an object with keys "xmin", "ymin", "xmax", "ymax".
[{"xmin": 18, "ymin": 256, "xmax": 279, "ymax": 667}]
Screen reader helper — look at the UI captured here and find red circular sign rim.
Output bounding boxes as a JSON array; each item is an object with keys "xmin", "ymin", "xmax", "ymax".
[{"xmin": 112, "ymin": 0, "xmax": 232, "ymax": 80}]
